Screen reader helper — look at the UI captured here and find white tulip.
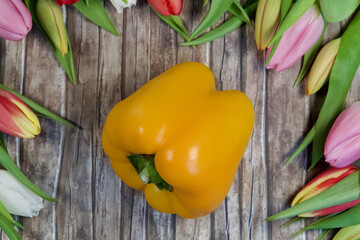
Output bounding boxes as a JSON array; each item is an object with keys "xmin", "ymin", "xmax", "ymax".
[
  {"xmin": 0, "ymin": 170, "xmax": 43, "ymax": 217},
  {"xmin": 110, "ymin": 0, "xmax": 137, "ymax": 13}
]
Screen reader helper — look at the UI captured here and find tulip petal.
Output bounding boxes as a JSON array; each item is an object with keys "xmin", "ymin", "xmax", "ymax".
[
  {"xmin": 0, "ymin": 90, "xmax": 40, "ymax": 138},
  {"xmin": 0, "ymin": 170, "xmax": 43, "ymax": 217},
  {"xmin": 325, "ymin": 102, "xmax": 360, "ymax": 168},
  {"xmin": 0, "ymin": 0, "xmax": 32, "ymax": 41},
  {"xmin": 291, "ymin": 166, "xmax": 357, "ymax": 206},
  {"xmin": 266, "ymin": 6, "xmax": 324, "ymax": 72}
]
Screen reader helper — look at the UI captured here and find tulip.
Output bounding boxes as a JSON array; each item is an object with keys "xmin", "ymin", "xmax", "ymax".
[
  {"xmin": 55, "ymin": 0, "xmax": 79, "ymax": 6},
  {"xmin": 306, "ymin": 38, "xmax": 341, "ymax": 95},
  {"xmin": 255, "ymin": 0, "xmax": 281, "ymax": 50},
  {"xmin": 0, "ymin": 89, "xmax": 40, "ymax": 138},
  {"xmin": 147, "ymin": 0, "xmax": 183, "ymax": 17},
  {"xmin": 266, "ymin": 5, "xmax": 324, "ymax": 72},
  {"xmin": 325, "ymin": 101, "xmax": 360, "ymax": 168},
  {"xmin": 0, "ymin": 0, "xmax": 32, "ymax": 41},
  {"xmin": 36, "ymin": 0, "xmax": 68, "ymax": 56},
  {"xmin": 333, "ymin": 224, "xmax": 360, "ymax": 240},
  {"xmin": 110, "ymin": 0, "xmax": 137, "ymax": 13},
  {"xmin": 291, "ymin": 166, "xmax": 360, "ymax": 217},
  {"xmin": 0, "ymin": 170, "xmax": 43, "ymax": 217}
]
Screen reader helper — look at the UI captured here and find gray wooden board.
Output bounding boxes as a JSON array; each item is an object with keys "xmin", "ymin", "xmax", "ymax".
[{"xmin": 0, "ymin": 2, "xmax": 359, "ymax": 240}]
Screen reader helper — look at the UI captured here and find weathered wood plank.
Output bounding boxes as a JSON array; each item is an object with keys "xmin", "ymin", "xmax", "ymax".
[{"xmin": 93, "ymin": 3, "xmax": 124, "ymax": 240}]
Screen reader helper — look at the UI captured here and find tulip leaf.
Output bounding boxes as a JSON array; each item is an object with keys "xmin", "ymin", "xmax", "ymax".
[
  {"xmin": 320, "ymin": 0, "xmax": 360, "ymax": 23},
  {"xmin": 228, "ymin": 1, "xmax": 250, "ymax": 23},
  {"xmin": 306, "ymin": 203, "xmax": 360, "ymax": 229},
  {"xmin": 0, "ymin": 215, "xmax": 21, "ymax": 240},
  {"xmin": 24, "ymin": 0, "xmax": 76, "ymax": 83},
  {"xmin": 0, "ymin": 84, "xmax": 78, "ymax": 129},
  {"xmin": 287, "ymin": 11, "xmax": 360, "ymax": 168},
  {"xmin": 267, "ymin": 171, "xmax": 360, "ymax": 220},
  {"xmin": 189, "ymin": 0, "xmax": 234, "ymax": 41},
  {"xmin": 74, "ymin": 0, "xmax": 119, "ymax": 36},
  {"xmin": 152, "ymin": 8, "xmax": 189, "ymax": 41},
  {"xmin": 294, "ymin": 22, "xmax": 328, "ymax": 87},
  {"xmin": 122, "ymin": 0, "xmax": 128, "ymax": 4},
  {"xmin": 0, "ymin": 201, "xmax": 15, "ymax": 226},
  {"xmin": 285, "ymin": 126, "xmax": 315, "ymax": 165},
  {"xmin": 0, "ymin": 133, "xmax": 6, "ymax": 152},
  {"xmin": 265, "ymin": 0, "xmax": 292, "ymax": 65},
  {"xmin": 181, "ymin": 2, "xmax": 257, "ymax": 46},
  {"xmin": 317, "ymin": 229, "xmax": 333, "ymax": 240},
  {"xmin": 269, "ymin": 0, "xmax": 315, "ymax": 46},
  {"xmin": 0, "ymin": 147, "xmax": 56, "ymax": 202},
  {"xmin": 310, "ymin": 11, "xmax": 360, "ymax": 169},
  {"xmin": 204, "ymin": 0, "xmax": 209, "ymax": 7}
]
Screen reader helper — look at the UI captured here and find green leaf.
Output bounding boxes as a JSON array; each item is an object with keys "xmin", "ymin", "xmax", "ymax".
[
  {"xmin": 310, "ymin": 11, "xmax": 360, "ymax": 169},
  {"xmin": 122, "ymin": 0, "xmax": 128, "ymax": 4},
  {"xmin": 228, "ymin": 1, "xmax": 250, "ymax": 23},
  {"xmin": 24, "ymin": 0, "xmax": 76, "ymax": 83},
  {"xmin": 269, "ymin": 0, "xmax": 315, "ymax": 45},
  {"xmin": 0, "ymin": 133, "xmax": 6, "ymax": 153},
  {"xmin": 285, "ymin": 126, "xmax": 315, "ymax": 165},
  {"xmin": 152, "ymin": 8, "xmax": 189, "ymax": 41},
  {"xmin": 0, "ymin": 84, "xmax": 78, "ymax": 129},
  {"xmin": 182, "ymin": 2, "xmax": 257, "ymax": 46},
  {"xmin": 204, "ymin": 0, "xmax": 209, "ymax": 7},
  {"xmin": 74, "ymin": 0, "xmax": 120, "ymax": 36},
  {"xmin": 307, "ymin": 203, "xmax": 360, "ymax": 229},
  {"xmin": 189, "ymin": 0, "xmax": 234, "ymax": 41},
  {"xmin": 281, "ymin": 216, "xmax": 304, "ymax": 228},
  {"xmin": 317, "ymin": 229, "xmax": 333, "ymax": 240},
  {"xmin": 85, "ymin": 0, "xmax": 89, "ymax": 6},
  {"xmin": 265, "ymin": 0, "xmax": 293, "ymax": 65},
  {"xmin": 0, "ymin": 146, "xmax": 56, "ymax": 202},
  {"xmin": 291, "ymin": 214, "xmax": 338, "ymax": 239},
  {"xmin": 0, "ymin": 215, "xmax": 21, "ymax": 240},
  {"xmin": 320, "ymin": 0, "xmax": 360, "ymax": 22},
  {"xmin": 267, "ymin": 171, "xmax": 360, "ymax": 220},
  {"xmin": 294, "ymin": 22, "xmax": 328, "ymax": 87},
  {"xmin": 127, "ymin": 154, "xmax": 173, "ymax": 191}
]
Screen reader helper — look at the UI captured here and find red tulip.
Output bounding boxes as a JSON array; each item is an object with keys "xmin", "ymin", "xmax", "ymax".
[
  {"xmin": 0, "ymin": 89, "xmax": 40, "ymax": 138},
  {"xmin": 291, "ymin": 166, "xmax": 360, "ymax": 217},
  {"xmin": 147, "ymin": 0, "xmax": 183, "ymax": 17},
  {"xmin": 55, "ymin": 0, "xmax": 79, "ymax": 6}
]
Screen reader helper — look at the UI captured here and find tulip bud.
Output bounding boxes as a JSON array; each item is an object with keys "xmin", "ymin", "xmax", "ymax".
[
  {"xmin": 110, "ymin": 0, "xmax": 137, "ymax": 13},
  {"xmin": 0, "ymin": 170, "xmax": 43, "ymax": 217},
  {"xmin": 147, "ymin": 0, "xmax": 183, "ymax": 17},
  {"xmin": 36, "ymin": 0, "xmax": 68, "ymax": 56},
  {"xmin": 325, "ymin": 101, "xmax": 360, "ymax": 168},
  {"xmin": 0, "ymin": 0, "xmax": 32, "ymax": 41},
  {"xmin": 255, "ymin": 0, "xmax": 281, "ymax": 50},
  {"xmin": 0, "ymin": 89, "xmax": 40, "ymax": 138},
  {"xmin": 291, "ymin": 166, "xmax": 360, "ymax": 217},
  {"xmin": 266, "ymin": 5, "xmax": 324, "ymax": 72},
  {"xmin": 333, "ymin": 224, "xmax": 360, "ymax": 240},
  {"xmin": 306, "ymin": 38, "xmax": 341, "ymax": 95}
]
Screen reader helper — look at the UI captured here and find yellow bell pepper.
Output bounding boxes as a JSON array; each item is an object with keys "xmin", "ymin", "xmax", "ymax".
[{"xmin": 102, "ymin": 62, "xmax": 254, "ymax": 218}]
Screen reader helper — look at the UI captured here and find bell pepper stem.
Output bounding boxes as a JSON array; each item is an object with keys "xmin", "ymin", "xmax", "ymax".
[{"xmin": 127, "ymin": 154, "xmax": 173, "ymax": 192}]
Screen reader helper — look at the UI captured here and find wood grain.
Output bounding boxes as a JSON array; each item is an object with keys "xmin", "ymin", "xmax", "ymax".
[{"xmin": 0, "ymin": 2, "xmax": 359, "ymax": 240}]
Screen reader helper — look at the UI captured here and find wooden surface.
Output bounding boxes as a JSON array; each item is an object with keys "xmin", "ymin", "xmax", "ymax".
[{"xmin": 0, "ymin": 2, "xmax": 359, "ymax": 240}]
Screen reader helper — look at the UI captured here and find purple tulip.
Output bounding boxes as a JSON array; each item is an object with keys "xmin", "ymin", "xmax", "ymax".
[
  {"xmin": 325, "ymin": 102, "xmax": 360, "ymax": 168},
  {"xmin": 266, "ymin": 5, "xmax": 324, "ymax": 72},
  {"xmin": 0, "ymin": 0, "xmax": 32, "ymax": 41}
]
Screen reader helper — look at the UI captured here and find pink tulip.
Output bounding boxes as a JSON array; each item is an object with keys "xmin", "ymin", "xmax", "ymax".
[
  {"xmin": 266, "ymin": 5, "xmax": 324, "ymax": 72},
  {"xmin": 325, "ymin": 102, "xmax": 360, "ymax": 168},
  {"xmin": 0, "ymin": 89, "xmax": 40, "ymax": 138},
  {"xmin": 0, "ymin": 0, "xmax": 33, "ymax": 41}
]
